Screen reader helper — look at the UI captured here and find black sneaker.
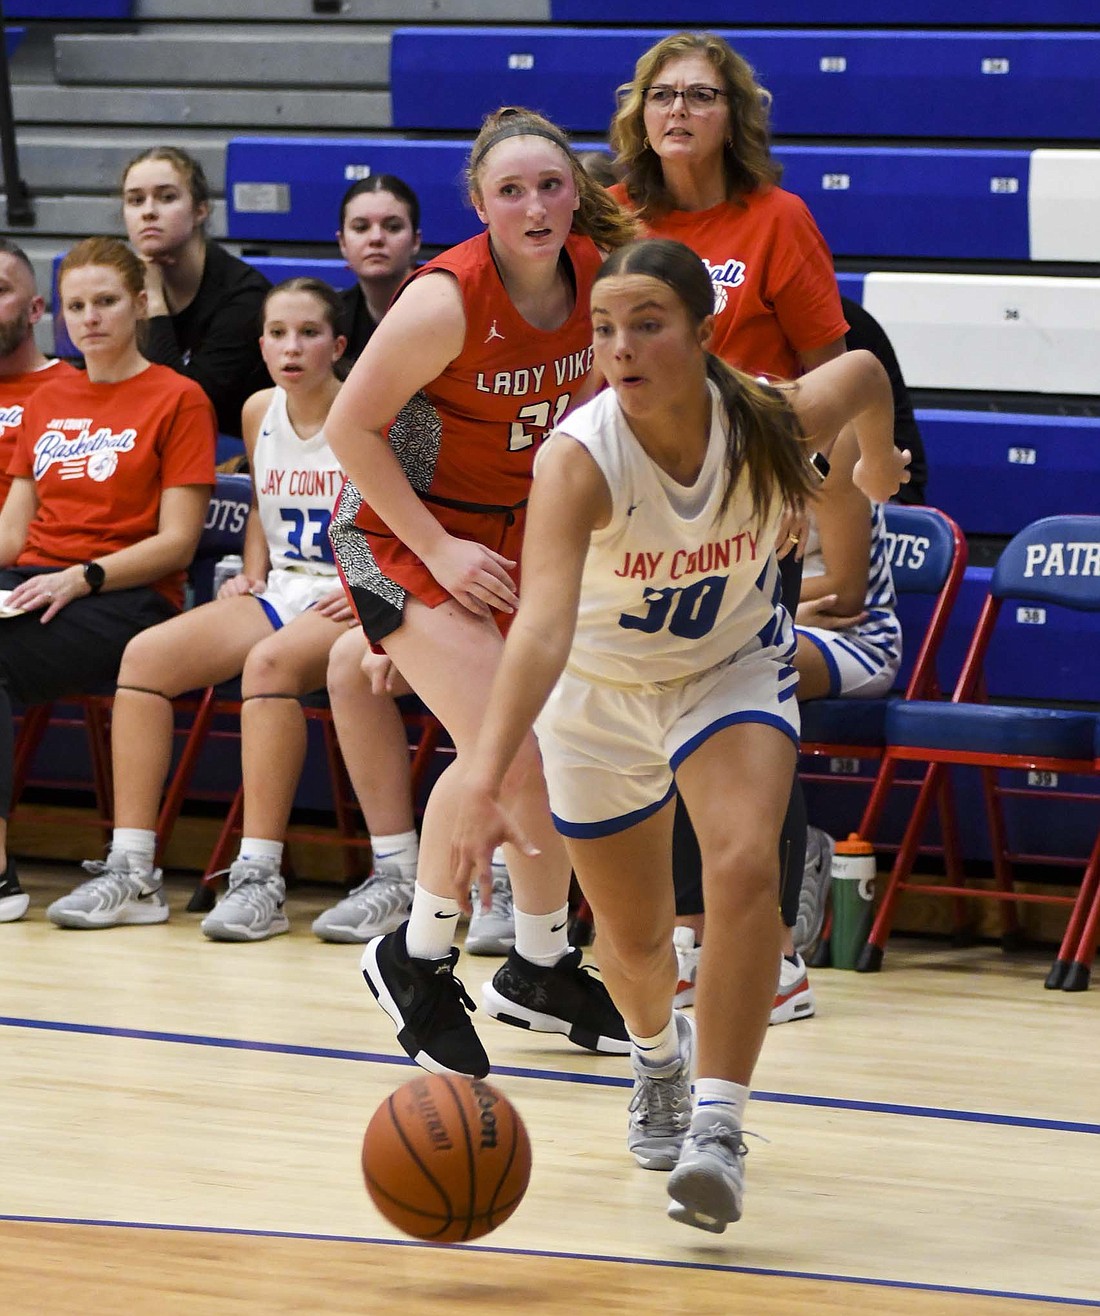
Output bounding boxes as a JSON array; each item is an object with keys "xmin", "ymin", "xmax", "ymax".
[
  {"xmin": 0, "ymin": 859, "xmax": 28, "ymax": 923},
  {"xmin": 360, "ymin": 924, "xmax": 490, "ymax": 1078},
  {"xmin": 482, "ymin": 947, "xmax": 630, "ymax": 1054}
]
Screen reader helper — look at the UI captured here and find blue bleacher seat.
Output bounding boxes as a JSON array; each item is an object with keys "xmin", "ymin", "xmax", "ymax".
[
  {"xmin": 550, "ymin": 1, "xmax": 1097, "ymax": 22},
  {"xmin": 240, "ymin": 256, "xmax": 356, "ymax": 291},
  {"xmin": 6, "ymin": 1, "xmax": 131, "ymax": 14},
  {"xmin": 390, "ymin": 28, "xmax": 1100, "ymax": 141},
  {"xmin": 778, "ymin": 147, "xmax": 1030, "ymax": 260},
  {"xmin": 918, "ymin": 410, "xmax": 1100, "ymax": 538},
  {"xmin": 5, "ymin": 27, "xmax": 24, "ymax": 58},
  {"xmin": 228, "ymin": 137, "xmax": 490, "ymax": 247}
]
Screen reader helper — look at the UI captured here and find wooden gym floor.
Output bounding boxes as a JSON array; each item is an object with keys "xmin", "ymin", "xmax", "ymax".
[{"xmin": 2, "ymin": 862, "xmax": 1098, "ymax": 1316}]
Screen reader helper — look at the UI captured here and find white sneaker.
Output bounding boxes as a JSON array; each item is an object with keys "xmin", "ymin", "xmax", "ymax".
[
  {"xmin": 770, "ymin": 952, "xmax": 815, "ymax": 1025},
  {"xmin": 466, "ymin": 857, "xmax": 515, "ymax": 956},
  {"xmin": 672, "ymin": 926, "xmax": 699, "ymax": 1008},
  {"xmin": 667, "ymin": 1110, "xmax": 749, "ymax": 1234},
  {"xmin": 201, "ymin": 859, "xmax": 289, "ymax": 942},
  {"xmin": 47, "ymin": 853, "xmax": 168, "ymax": 929},
  {"xmin": 627, "ymin": 1011, "xmax": 694, "ymax": 1170},
  {"xmin": 795, "ymin": 826, "xmax": 835, "ymax": 958},
  {"xmin": 311, "ymin": 863, "xmax": 414, "ymax": 943}
]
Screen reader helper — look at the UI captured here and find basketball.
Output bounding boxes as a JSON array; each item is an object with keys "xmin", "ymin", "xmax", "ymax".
[{"xmin": 361, "ymin": 1073, "xmax": 532, "ymax": 1243}]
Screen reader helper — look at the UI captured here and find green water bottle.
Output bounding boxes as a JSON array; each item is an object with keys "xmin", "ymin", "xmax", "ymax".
[{"xmin": 829, "ymin": 835, "xmax": 876, "ymax": 970}]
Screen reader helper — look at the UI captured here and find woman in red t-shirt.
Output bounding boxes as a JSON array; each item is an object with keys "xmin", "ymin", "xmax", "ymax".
[{"xmin": 0, "ymin": 236, "xmax": 214, "ymax": 924}]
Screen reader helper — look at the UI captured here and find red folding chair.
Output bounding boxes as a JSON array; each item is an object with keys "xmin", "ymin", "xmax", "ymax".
[
  {"xmin": 798, "ymin": 506, "xmax": 969, "ymax": 952},
  {"xmin": 857, "ymin": 514, "xmax": 1100, "ymax": 987}
]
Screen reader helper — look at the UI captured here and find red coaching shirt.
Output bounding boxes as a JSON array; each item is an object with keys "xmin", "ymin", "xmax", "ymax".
[
  {"xmin": 610, "ymin": 183, "xmax": 847, "ymax": 381},
  {"xmin": 8, "ymin": 362, "xmax": 216, "ymax": 607},
  {"xmin": 0, "ymin": 358, "xmax": 80, "ymax": 507}
]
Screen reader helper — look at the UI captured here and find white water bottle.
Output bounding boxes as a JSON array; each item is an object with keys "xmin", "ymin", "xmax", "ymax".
[{"xmin": 212, "ymin": 554, "xmax": 244, "ymax": 596}]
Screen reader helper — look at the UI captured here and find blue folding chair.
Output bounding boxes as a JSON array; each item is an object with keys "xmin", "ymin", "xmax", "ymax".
[{"xmin": 860, "ymin": 515, "xmax": 1100, "ymax": 988}]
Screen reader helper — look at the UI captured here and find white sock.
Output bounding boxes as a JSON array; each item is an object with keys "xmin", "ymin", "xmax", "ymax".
[
  {"xmin": 629, "ymin": 1013, "xmax": 680, "ymax": 1070},
  {"xmin": 514, "ymin": 904, "xmax": 570, "ymax": 966},
  {"xmin": 370, "ymin": 829, "xmax": 419, "ymax": 881},
  {"xmin": 110, "ymin": 828, "xmax": 155, "ymax": 868},
  {"xmin": 491, "ymin": 845, "xmax": 507, "ymax": 869},
  {"xmin": 693, "ymin": 1077, "xmax": 750, "ymax": 1129},
  {"xmin": 238, "ymin": 837, "xmax": 284, "ymax": 867},
  {"xmin": 405, "ymin": 882, "xmax": 460, "ymax": 960}
]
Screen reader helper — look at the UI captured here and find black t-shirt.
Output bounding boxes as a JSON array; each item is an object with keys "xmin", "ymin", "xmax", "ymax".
[
  {"xmin": 143, "ymin": 241, "xmax": 272, "ymax": 438},
  {"xmin": 842, "ymin": 296, "xmax": 928, "ymax": 505},
  {"xmin": 338, "ymin": 283, "xmax": 379, "ymax": 366}
]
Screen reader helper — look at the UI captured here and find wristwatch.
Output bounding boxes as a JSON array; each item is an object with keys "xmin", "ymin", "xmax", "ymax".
[
  {"xmin": 82, "ymin": 561, "xmax": 106, "ymax": 595},
  {"xmin": 809, "ymin": 451, "xmax": 831, "ymax": 483}
]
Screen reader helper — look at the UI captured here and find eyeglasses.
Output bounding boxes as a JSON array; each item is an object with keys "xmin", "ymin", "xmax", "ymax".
[{"xmin": 643, "ymin": 85, "xmax": 727, "ymax": 110}]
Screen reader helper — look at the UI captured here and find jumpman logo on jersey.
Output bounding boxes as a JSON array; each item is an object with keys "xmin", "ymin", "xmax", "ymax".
[{"xmin": 484, "ymin": 320, "xmax": 505, "ymax": 343}]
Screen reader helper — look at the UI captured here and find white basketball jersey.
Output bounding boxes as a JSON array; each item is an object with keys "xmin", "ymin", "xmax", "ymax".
[
  {"xmin": 253, "ymin": 388, "xmax": 342, "ymax": 575},
  {"xmin": 543, "ymin": 382, "xmax": 788, "ymax": 687}
]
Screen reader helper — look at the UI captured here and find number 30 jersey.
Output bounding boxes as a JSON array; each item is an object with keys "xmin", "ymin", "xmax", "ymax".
[
  {"xmin": 543, "ymin": 381, "xmax": 791, "ymax": 687},
  {"xmin": 254, "ymin": 387, "xmax": 342, "ymax": 576}
]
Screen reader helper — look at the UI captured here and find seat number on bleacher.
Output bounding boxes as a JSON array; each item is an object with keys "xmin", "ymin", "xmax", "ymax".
[
  {"xmin": 822, "ymin": 174, "xmax": 850, "ymax": 191},
  {"xmin": 981, "ymin": 58, "xmax": 1010, "ymax": 74},
  {"xmin": 819, "ymin": 56, "xmax": 847, "ymax": 73},
  {"xmin": 1015, "ymin": 606, "xmax": 1046, "ymax": 625},
  {"xmin": 990, "ymin": 177, "xmax": 1019, "ymax": 194},
  {"xmin": 1008, "ymin": 447, "xmax": 1036, "ymax": 465},
  {"xmin": 829, "ymin": 758, "xmax": 861, "ymax": 775},
  {"xmin": 508, "ymin": 53, "xmax": 534, "ymax": 70},
  {"xmin": 1027, "ymin": 771, "xmax": 1060, "ymax": 787}
]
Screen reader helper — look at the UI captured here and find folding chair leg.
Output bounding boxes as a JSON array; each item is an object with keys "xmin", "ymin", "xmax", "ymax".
[
  {"xmin": 1057, "ymin": 829, "xmax": 1100, "ymax": 993},
  {"xmin": 156, "ymin": 688, "xmax": 217, "ymax": 863},
  {"xmin": 858, "ymin": 760, "xmax": 946, "ymax": 972},
  {"xmin": 981, "ymin": 765, "xmax": 1023, "ymax": 945},
  {"xmin": 83, "ymin": 697, "xmax": 114, "ymax": 847},
  {"xmin": 321, "ymin": 718, "xmax": 363, "ymax": 882},
  {"xmin": 10, "ymin": 704, "xmax": 54, "ymax": 809},
  {"xmin": 185, "ymin": 783, "xmax": 244, "ymax": 913},
  {"xmin": 937, "ymin": 774, "xmax": 973, "ymax": 944}
]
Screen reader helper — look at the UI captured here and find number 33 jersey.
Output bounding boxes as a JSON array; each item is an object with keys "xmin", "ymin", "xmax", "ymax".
[
  {"xmin": 544, "ymin": 380, "xmax": 791, "ymax": 687},
  {"xmin": 254, "ymin": 386, "xmax": 341, "ymax": 576}
]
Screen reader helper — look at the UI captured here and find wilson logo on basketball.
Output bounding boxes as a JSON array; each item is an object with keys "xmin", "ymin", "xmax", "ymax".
[
  {"xmin": 411, "ymin": 1082, "xmax": 454, "ymax": 1152},
  {"xmin": 472, "ymin": 1081, "xmax": 499, "ymax": 1150}
]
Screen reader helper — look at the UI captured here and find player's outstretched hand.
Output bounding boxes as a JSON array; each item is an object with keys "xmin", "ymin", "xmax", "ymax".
[
  {"xmin": 853, "ymin": 447, "xmax": 911, "ymax": 504},
  {"xmin": 427, "ymin": 535, "xmax": 519, "ymax": 618},
  {"xmin": 451, "ymin": 781, "xmax": 538, "ymax": 914}
]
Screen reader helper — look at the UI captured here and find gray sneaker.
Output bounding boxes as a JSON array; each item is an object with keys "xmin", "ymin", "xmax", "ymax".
[
  {"xmin": 311, "ymin": 863, "xmax": 414, "ymax": 943},
  {"xmin": 627, "ymin": 1010, "xmax": 694, "ymax": 1170},
  {"xmin": 794, "ymin": 825, "xmax": 835, "ymax": 958},
  {"xmin": 667, "ymin": 1111, "xmax": 749, "ymax": 1234},
  {"xmin": 48, "ymin": 854, "xmax": 168, "ymax": 929},
  {"xmin": 465, "ymin": 857, "xmax": 515, "ymax": 956},
  {"xmin": 201, "ymin": 859, "xmax": 289, "ymax": 942}
]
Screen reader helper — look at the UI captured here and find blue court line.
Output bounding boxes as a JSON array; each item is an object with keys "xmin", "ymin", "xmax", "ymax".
[
  {"xmin": 1, "ymin": 1214, "xmax": 1097, "ymax": 1309},
  {"xmin": 4, "ymin": 1013, "xmax": 1099, "ymax": 1138}
]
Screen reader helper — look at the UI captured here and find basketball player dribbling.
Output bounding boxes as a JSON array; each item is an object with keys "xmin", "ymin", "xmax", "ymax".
[{"xmin": 450, "ymin": 238, "xmax": 909, "ymax": 1231}]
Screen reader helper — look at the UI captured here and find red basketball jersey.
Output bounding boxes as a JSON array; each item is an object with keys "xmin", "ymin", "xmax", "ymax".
[{"xmin": 355, "ymin": 229, "xmax": 603, "ymax": 534}]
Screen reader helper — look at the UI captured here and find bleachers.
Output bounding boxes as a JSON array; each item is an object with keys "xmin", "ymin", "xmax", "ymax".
[
  {"xmin": 390, "ymin": 27, "xmax": 1100, "ymax": 140},
  {"xmin": 549, "ymin": 1, "xmax": 1097, "ymax": 21},
  {"xmin": 6, "ymin": 1, "xmax": 131, "ymax": 15},
  {"xmin": 919, "ymin": 411, "xmax": 1100, "ymax": 538}
]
